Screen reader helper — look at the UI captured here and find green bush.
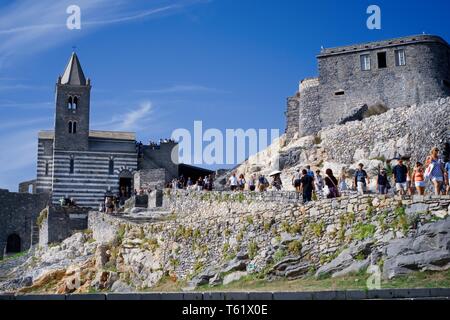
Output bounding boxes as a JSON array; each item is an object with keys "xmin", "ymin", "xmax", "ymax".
[
  {"xmin": 36, "ymin": 208, "xmax": 48, "ymax": 227},
  {"xmin": 273, "ymin": 249, "xmax": 286, "ymax": 263},
  {"xmin": 289, "ymin": 223, "xmax": 302, "ymax": 235},
  {"xmin": 352, "ymin": 223, "xmax": 376, "ymax": 240},
  {"xmin": 310, "ymin": 220, "xmax": 325, "ymax": 237},
  {"xmin": 287, "ymin": 240, "xmax": 302, "ymax": 255},
  {"xmin": 248, "ymin": 240, "xmax": 258, "ymax": 259}
]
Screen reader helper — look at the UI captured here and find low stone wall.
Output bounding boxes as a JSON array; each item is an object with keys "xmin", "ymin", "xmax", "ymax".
[
  {"xmin": 0, "ymin": 190, "xmax": 49, "ymax": 258},
  {"xmin": 88, "ymin": 190, "xmax": 449, "ymax": 288},
  {"xmin": 39, "ymin": 206, "xmax": 89, "ymax": 247}
]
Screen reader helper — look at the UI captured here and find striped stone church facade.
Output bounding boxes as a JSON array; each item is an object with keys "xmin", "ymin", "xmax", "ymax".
[
  {"xmin": 35, "ymin": 52, "xmax": 138, "ymax": 208},
  {"xmin": 36, "ymin": 131, "xmax": 138, "ymax": 208}
]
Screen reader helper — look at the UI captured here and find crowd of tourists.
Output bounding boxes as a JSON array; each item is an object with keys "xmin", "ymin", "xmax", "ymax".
[
  {"xmin": 224, "ymin": 147, "xmax": 450, "ymax": 203},
  {"xmin": 167, "ymin": 174, "xmax": 215, "ymax": 191}
]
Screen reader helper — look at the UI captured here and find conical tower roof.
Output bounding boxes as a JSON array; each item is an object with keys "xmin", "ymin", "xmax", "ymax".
[{"xmin": 61, "ymin": 52, "xmax": 87, "ymax": 86}]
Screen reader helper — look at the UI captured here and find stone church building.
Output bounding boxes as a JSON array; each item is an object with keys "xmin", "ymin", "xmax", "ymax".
[{"xmin": 33, "ymin": 52, "xmax": 211, "ymax": 208}]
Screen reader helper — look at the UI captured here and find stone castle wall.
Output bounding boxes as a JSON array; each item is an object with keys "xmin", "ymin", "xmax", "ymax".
[
  {"xmin": 286, "ymin": 35, "xmax": 450, "ymax": 141},
  {"xmin": 0, "ymin": 190, "xmax": 49, "ymax": 258},
  {"xmin": 317, "ymin": 39, "xmax": 450, "ymax": 129},
  {"xmin": 88, "ymin": 190, "xmax": 449, "ymax": 287}
]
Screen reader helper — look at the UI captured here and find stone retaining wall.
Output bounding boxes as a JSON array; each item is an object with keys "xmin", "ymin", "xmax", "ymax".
[{"xmin": 88, "ymin": 190, "xmax": 449, "ymax": 288}]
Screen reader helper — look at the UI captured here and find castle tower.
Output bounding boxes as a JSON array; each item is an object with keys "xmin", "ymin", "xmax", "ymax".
[{"xmin": 54, "ymin": 52, "xmax": 91, "ymax": 151}]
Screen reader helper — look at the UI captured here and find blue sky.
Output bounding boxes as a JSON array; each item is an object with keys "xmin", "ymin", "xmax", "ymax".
[{"xmin": 0, "ymin": 0, "xmax": 449, "ymax": 191}]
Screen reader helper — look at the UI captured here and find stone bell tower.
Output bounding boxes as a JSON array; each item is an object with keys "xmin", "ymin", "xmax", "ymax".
[{"xmin": 54, "ymin": 52, "xmax": 91, "ymax": 151}]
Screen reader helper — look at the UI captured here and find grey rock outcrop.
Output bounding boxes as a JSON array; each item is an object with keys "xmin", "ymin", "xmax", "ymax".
[
  {"xmin": 315, "ymin": 240, "xmax": 374, "ymax": 278},
  {"xmin": 383, "ymin": 217, "xmax": 450, "ymax": 279}
]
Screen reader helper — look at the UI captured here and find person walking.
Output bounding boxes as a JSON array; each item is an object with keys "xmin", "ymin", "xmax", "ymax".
[
  {"xmin": 271, "ymin": 173, "xmax": 283, "ymax": 191},
  {"xmin": 238, "ymin": 174, "xmax": 246, "ymax": 191},
  {"xmin": 300, "ymin": 169, "xmax": 315, "ymax": 203},
  {"xmin": 393, "ymin": 159, "xmax": 409, "ymax": 195},
  {"xmin": 306, "ymin": 165, "xmax": 314, "ymax": 178},
  {"xmin": 376, "ymin": 168, "xmax": 389, "ymax": 195},
  {"xmin": 196, "ymin": 177, "xmax": 204, "ymax": 191},
  {"xmin": 354, "ymin": 163, "xmax": 369, "ymax": 195},
  {"xmin": 228, "ymin": 173, "xmax": 238, "ymax": 191},
  {"xmin": 292, "ymin": 169, "xmax": 302, "ymax": 193},
  {"xmin": 324, "ymin": 169, "xmax": 339, "ymax": 199},
  {"xmin": 258, "ymin": 175, "xmax": 268, "ymax": 192},
  {"xmin": 339, "ymin": 169, "xmax": 348, "ymax": 194},
  {"xmin": 186, "ymin": 177, "xmax": 193, "ymax": 189},
  {"xmin": 248, "ymin": 174, "xmax": 256, "ymax": 191},
  {"xmin": 314, "ymin": 170, "xmax": 324, "ymax": 197},
  {"xmin": 412, "ymin": 162, "xmax": 425, "ymax": 195},
  {"xmin": 425, "ymin": 147, "xmax": 446, "ymax": 195}
]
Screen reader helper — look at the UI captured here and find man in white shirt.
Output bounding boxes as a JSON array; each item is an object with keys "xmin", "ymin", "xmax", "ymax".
[{"xmin": 229, "ymin": 173, "xmax": 238, "ymax": 191}]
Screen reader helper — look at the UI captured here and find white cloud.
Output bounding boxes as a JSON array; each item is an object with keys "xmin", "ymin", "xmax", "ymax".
[
  {"xmin": 0, "ymin": 0, "xmax": 203, "ymax": 66},
  {"xmin": 92, "ymin": 101, "xmax": 154, "ymax": 131}
]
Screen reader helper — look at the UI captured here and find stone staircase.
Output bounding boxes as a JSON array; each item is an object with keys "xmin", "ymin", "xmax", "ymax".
[
  {"xmin": 30, "ymin": 224, "xmax": 39, "ymax": 246},
  {"xmin": 117, "ymin": 207, "xmax": 173, "ymax": 224}
]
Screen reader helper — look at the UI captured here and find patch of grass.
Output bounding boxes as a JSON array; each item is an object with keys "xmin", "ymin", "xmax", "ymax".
[
  {"xmin": 273, "ymin": 249, "xmax": 287, "ymax": 264},
  {"xmin": 263, "ymin": 222, "xmax": 272, "ymax": 232},
  {"xmin": 115, "ymin": 225, "xmax": 126, "ymax": 245},
  {"xmin": 393, "ymin": 206, "xmax": 411, "ymax": 233},
  {"xmin": 281, "ymin": 221, "xmax": 290, "ymax": 233},
  {"xmin": 246, "ymin": 216, "xmax": 254, "ymax": 225},
  {"xmin": 352, "ymin": 223, "xmax": 376, "ymax": 240},
  {"xmin": 193, "ymin": 229, "xmax": 201, "ymax": 239},
  {"xmin": 248, "ymin": 240, "xmax": 258, "ymax": 259},
  {"xmin": 287, "ymin": 240, "xmax": 302, "ymax": 256},
  {"xmin": 193, "ymin": 260, "xmax": 204, "ymax": 274},
  {"xmin": 377, "ymin": 211, "xmax": 389, "ymax": 232},
  {"xmin": 313, "ymin": 135, "xmax": 322, "ymax": 145},
  {"xmin": 236, "ymin": 230, "xmax": 244, "ymax": 242},
  {"xmin": 310, "ymin": 220, "xmax": 325, "ymax": 237},
  {"xmin": 0, "ymin": 251, "xmax": 27, "ymax": 263},
  {"xmin": 289, "ymin": 223, "xmax": 302, "ymax": 235},
  {"xmin": 36, "ymin": 207, "xmax": 48, "ymax": 227}
]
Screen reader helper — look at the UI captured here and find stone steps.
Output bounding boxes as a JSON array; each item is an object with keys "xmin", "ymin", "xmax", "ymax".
[{"xmin": 31, "ymin": 224, "xmax": 39, "ymax": 246}]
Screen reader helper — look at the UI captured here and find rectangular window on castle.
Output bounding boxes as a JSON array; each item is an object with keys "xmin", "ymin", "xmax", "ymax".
[
  {"xmin": 395, "ymin": 49, "xmax": 406, "ymax": 66},
  {"xmin": 377, "ymin": 52, "xmax": 387, "ymax": 69},
  {"xmin": 360, "ymin": 54, "xmax": 371, "ymax": 71}
]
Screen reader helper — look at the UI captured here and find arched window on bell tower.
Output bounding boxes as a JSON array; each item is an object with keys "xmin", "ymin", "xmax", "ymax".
[
  {"xmin": 68, "ymin": 121, "xmax": 77, "ymax": 134},
  {"xmin": 68, "ymin": 96, "xmax": 73, "ymax": 110},
  {"xmin": 73, "ymin": 96, "xmax": 78, "ymax": 110}
]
